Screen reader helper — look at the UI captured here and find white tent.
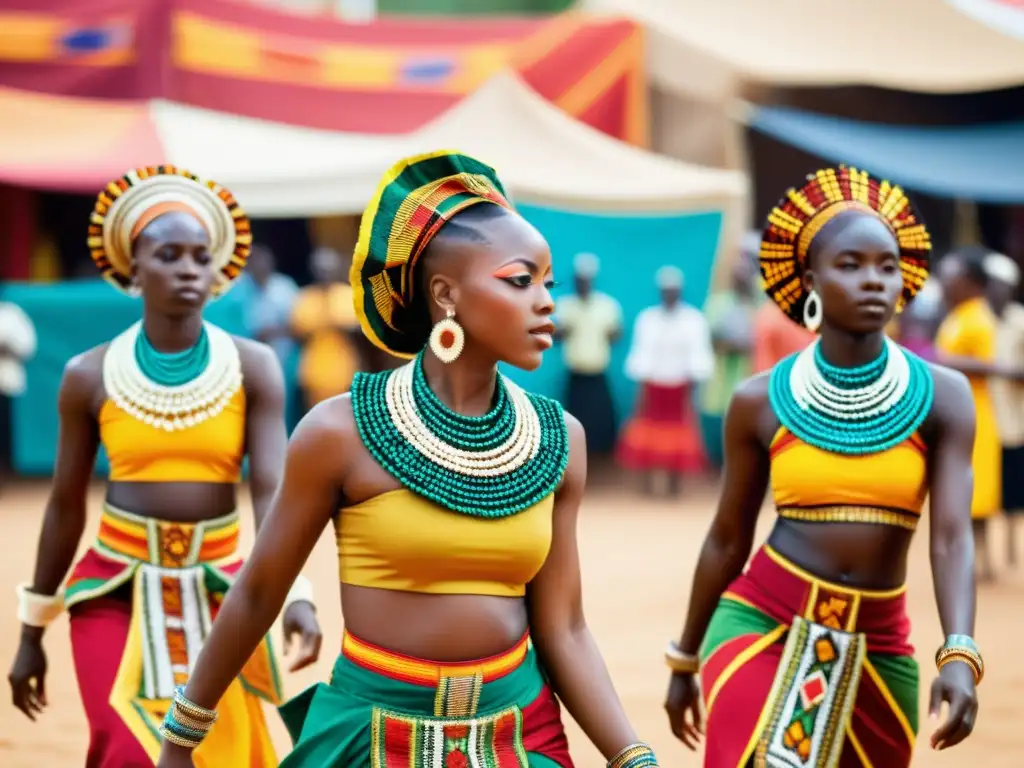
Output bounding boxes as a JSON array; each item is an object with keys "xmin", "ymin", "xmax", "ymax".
[
  {"xmin": 154, "ymin": 71, "xmax": 746, "ymax": 217},
  {"xmin": 584, "ymin": 0, "xmax": 1024, "ymax": 98}
]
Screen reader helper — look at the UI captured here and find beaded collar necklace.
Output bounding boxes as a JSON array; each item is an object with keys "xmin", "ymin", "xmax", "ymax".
[
  {"xmin": 103, "ymin": 321, "xmax": 242, "ymax": 432},
  {"xmin": 768, "ymin": 337, "xmax": 933, "ymax": 455},
  {"xmin": 350, "ymin": 354, "xmax": 569, "ymax": 517}
]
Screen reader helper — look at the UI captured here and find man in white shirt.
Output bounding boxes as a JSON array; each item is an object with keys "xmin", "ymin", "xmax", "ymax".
[
  {"xmin": 617, "ymin": 266, "xmax": 713, "ymax": 496},
  {"xmin": 554, "ymin": 253, "xmax": 623, "ymax": 460},
  {"xmin": 984, "ymin": 252, "xmax": 1024, "ymax": 565},
  {"xmin": 0, "ymin": 299, "xmax": 37, "ymax": 487}
]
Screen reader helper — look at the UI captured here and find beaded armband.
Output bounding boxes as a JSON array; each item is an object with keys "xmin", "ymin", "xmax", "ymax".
[
  {"xmin": 159, "ymin": 686, "xmax": 219, "ymax": 749},
  {"xmin": 664, "ymin": 641, "xmax": 700, "ymax": 674},
  {"xmin": 608, "ymin": 742, "xmax": 658, "ymax": 768},
  {"xmin": 935, "ymin": 634, "xmax": 984, "ymax": 685}
]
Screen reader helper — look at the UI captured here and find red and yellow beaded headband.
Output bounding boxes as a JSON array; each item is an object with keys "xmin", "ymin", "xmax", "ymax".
[
  {"xmin": 760, "ymin": 166, "xmax": 931, "ymax": 327},
  {"xmin": 87, "ymin": 166, "xmax": 252, "ymax": 297}
]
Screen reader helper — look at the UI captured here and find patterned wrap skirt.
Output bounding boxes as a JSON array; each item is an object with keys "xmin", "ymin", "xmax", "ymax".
[
  {"xmin": 699, "ymin": 546, "xmax": 919, "ymax": 768},
  {"xmin": 65, "ymin": 503, "xmax": 281, "ymax": 767},
  {"xmin": 279, "ymin": 631, "xmax": 574, "ymax": 767}
]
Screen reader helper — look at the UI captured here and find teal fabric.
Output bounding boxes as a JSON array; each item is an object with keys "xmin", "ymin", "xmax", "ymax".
[
  {"xmin": 751, "ymin": 105, "xmax": 1024, "ymax": 203},
  {"xmin": 279, "ymin": 647, "xmax": 556, "ymax": 767},
  {"xmin": 1, "ymin": 279, "xmax": 246, "ymax": 475},
  {"xmin": 501, "ymin": 205, "xmax": 725, "ymax": 424},
  {"xmin": 698, "ymin": 412, "xmax": 724, "ymax": 469}
]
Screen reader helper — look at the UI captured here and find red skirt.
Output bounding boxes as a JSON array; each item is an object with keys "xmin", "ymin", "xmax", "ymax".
[
  {"xmin": 700, "ymin": 546, "xmax": 918, "ymax": 767},
  {"xmin": 616, "ymin": 383, "xmax": 706, "ymax": 473}
]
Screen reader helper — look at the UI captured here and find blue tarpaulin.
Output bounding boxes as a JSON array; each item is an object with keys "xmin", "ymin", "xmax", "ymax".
[{"xmin": 749, "ymin": 105, "xmax": 1024, "ymax": 203}]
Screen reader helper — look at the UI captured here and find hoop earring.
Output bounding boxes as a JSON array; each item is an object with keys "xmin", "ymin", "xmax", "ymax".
[
  {"xmin": 803, "ymin": 289, "xmax": 822, "ymax": 332},
  {"xmin": 429, "ymin": 308, "xmax": 465, "ymax": 364}
]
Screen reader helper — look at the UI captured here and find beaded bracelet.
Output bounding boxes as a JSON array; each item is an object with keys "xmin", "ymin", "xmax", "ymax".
[
  {"xmin": 608, "ymin": 742, "xmax": 658, "ymax": 768},
  {"xmin": 159, "ymin": 686, "xmax": 219, "ymax": 749},
  {"xmin": 664, "ymin": 641, "xmax": 700, "ymax": 675},
  {"xmin": 935, "ymin": 635, "xmax": 984, "ymax": 685}
]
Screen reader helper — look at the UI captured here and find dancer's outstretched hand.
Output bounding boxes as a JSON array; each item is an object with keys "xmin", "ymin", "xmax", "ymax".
[
  {"xmin": 929, "ymin": 661, "xmax": 978, "ymax": 750},
  {"xmin": 664, "ymin": 672, "xmax": 704, "ymax": 750}
]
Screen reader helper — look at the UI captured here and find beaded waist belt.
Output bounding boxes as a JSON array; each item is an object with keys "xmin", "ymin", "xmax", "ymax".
[
  {"xmin": 777, "ymin": 505, "xmax": 919, "ymax": 532},
  {"xmin": 96, "ymin": 503, "xmax": 240, "ymax": 567},
  {"xmin": 341, "ymin": 630, "xmax": 530, "ymax": 687}
]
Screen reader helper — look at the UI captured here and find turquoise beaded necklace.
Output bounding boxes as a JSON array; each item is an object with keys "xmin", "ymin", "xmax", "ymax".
[
  {"xmin": 769, "ymin": 339, "xmax": 933, "ymax": 455},
  {"xmin": 351, "ymin": 354, "xmax": 569, "ymax": 517},
  {"xmin": 134, "ymin": 325, "xmax": 211, "ymax": 387}
]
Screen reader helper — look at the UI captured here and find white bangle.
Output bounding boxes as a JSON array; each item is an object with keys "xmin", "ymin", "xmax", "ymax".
[
  {"xmin": 17, "ymin": 583, "xmax": 65, "ymax": 627},
  {"xmin": 284, "ymin": 574, "xmax": 315, "ymax": 610}
]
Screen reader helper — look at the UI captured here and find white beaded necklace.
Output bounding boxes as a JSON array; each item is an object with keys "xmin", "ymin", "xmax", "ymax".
[
  {"xmin": 788, "ymin": 338, "xmax": 910, "ymax": 421},
  {"xmin": 103, "ymin": 321, "xmax": 243, "ymax": 432},
  {"xmin": 384, "ymin": 362, "xmax": 541, "ymax": 477}
]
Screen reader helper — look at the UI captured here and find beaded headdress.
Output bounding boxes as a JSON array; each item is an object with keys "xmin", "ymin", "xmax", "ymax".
[
  {"xmin": 760, "ymin": 166, "xmax": 931, "ymax": 328},
  {"xmin": 352, "ymin": 150, "xmax": 513, "ymax": 359},
  {"xmin": 88, "ymin": 166, "xmax": 252, "ymax": 297}
]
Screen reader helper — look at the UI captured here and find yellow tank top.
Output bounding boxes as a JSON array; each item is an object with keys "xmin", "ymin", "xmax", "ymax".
[
  {"xmin": 770, "ymin": 427, "xmax": 928, "ymax": 530},
  {"xmin": 335, "ymin": 489, "xmax": 554, "ymax": 597},
  {"xmin": 100, "ymin": 389, "xmax": 246, "ymax": 483}
]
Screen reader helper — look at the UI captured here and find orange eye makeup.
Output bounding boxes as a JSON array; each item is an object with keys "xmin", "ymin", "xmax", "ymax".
[{"xmin": 492, "ymin": 264, "xmax": 530, "ymax": 279}]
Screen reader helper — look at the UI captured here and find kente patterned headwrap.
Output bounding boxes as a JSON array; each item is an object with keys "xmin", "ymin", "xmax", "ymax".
[
  {"xmin": 352, "ymin": 149, "xmax": 513, "ymax": 358},
  {"xmin": 88, "ymin": 166, "xmax": 252, "ymax": 297},
  {"xmin": 760, "ymin": 166, "xmax": 931, "ymax": 327}
]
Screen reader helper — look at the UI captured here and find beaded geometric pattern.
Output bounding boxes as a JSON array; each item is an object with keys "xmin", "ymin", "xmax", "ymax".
[
  {"xmin": 370, "ymin": 705, "xmax": 529, "ymax": 768},
  {"xmin": 87, "ymin": 165, "xmax": 252, "ymax": 296},
  {"xmin": 755, "ymin": 616, "xmax": 866, "ymax": 768},
  {"xmin": 760, "ymin": 166, "xmax": 931, "ymax": 327},
  {"xmin": 352, "ymin": 150, "xmax": 513, "ymax": 358}
]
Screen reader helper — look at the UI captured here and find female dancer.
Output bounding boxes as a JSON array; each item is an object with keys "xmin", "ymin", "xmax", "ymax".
[
  {"xmin": 8, "ymin": 167, "xmax": 322, "ymax": 767},
  {"xmin": 664, "ymin": 167, "xmax": 981, "ymax": 766},
  {"xmin": 156, "ymin": 151, "xmax": 659, "ymax": 768}
]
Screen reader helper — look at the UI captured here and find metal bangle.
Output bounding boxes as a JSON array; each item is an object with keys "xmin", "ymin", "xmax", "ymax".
[{"xmin": 664, "ymin": 641, "xmax": 700, "ymax": 674}]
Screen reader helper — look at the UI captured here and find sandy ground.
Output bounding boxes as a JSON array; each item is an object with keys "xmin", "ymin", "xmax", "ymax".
[{"xmin": 1, "ymin": 478, "xmax": 1022, "ymax": 766}]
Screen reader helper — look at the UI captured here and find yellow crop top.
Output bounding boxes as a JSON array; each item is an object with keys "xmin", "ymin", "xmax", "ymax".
[
  {"xmin": 100, "ymin": 389, "xmax": 246, "ymax": 483},
  {"xmin": 770, "ymin": 427, "xmax": 928, "ymax": 531},
  {"xmin": 335, "ymin": 489, "xmax": 554, "ymax": 597}
]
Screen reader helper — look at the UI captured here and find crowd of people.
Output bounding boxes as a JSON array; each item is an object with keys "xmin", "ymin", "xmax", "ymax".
[{"xmin": 4, "ymin": 155, "xmax": 1009, "ymax": 767}]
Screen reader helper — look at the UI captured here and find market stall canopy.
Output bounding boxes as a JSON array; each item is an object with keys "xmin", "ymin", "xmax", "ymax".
[
  {"xmin": 748, "ymin": 105, "xmax": 1024, "ymax": 204},
  {"xmin": 0, "ymin": 0, "xmax": 645, "ymax": 143},
  {"xmin": 584, "ymin": 0, "xmax": 1024, "ymax": 97},
  {"xmin": 0, "ymin": 75, "xmax": 746, "ymax": 216},
  {"xmin": 405, "ymin": 72, "xmax": 746, "ymax": 214}
]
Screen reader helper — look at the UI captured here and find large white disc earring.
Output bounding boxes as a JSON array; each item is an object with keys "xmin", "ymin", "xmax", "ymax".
[
  {"xmin": 803, "ymin": 288, "xmax": 822, "ymax": 332},
  {"xmin": 128, "ymin": 284, "xmax": 142, "ymax": 299},
  {"xmin": 429, "ymin": 308, "xmax": 465, "ymax": 364}
]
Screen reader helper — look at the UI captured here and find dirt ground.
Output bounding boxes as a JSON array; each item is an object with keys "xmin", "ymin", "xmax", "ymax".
[{"xmin": 1, "ymin": 478, "xmax": 1022, "ymax": 766}]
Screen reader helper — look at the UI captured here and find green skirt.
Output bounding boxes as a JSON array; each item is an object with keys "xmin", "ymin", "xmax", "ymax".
[{"xmin": 278, "ymin": 635, "xmax": 574, "ymax": 767}]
